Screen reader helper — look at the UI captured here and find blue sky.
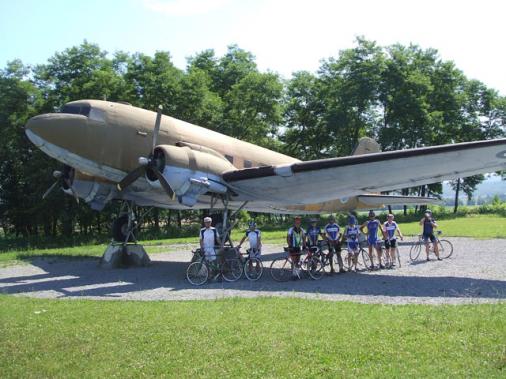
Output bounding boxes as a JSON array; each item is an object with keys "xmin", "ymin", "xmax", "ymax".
[{"xmin": 1, "ymin": 0, "xmax": 505, "ymax": 95}]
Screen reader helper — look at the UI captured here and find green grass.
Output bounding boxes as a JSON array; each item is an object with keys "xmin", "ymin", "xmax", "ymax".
[
  {"xmin": 399, "ymin": 214, "xmax": 506, "ymax": 239},
  {"xmin": 0, "ymin": 296, "xmax": 504, "ymax": 378}
]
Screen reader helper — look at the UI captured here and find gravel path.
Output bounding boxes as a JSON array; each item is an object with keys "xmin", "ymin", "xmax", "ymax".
[{"xmin": 0, "ymin": 237, "xmax": 505, "ymax": 305}]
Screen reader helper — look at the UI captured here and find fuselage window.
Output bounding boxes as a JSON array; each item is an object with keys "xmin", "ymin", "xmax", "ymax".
[
  {"xmin": 62, "ymin": 104, "xmax": 91, "ymax": 117},
  {"xmin": 89, "ymin": 108, "xmax": 106, "ymax": 123},
  {"xmin": 244, "ymin": 160, "xmax": 252, "ymax": 168},
  {"xmin": 225, "ymin": 155, "xmax": 234, "ymax": 164}
]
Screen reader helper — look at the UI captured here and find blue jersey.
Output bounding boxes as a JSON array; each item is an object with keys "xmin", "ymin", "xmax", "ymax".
[
  {"xmin": 325, "ymin": 223, "xmax": 340, "ymax": 241},
  {"xmin": 345, "ymin": 226, "xmax": 359, "ymax": 241},
  {"xmin": 306, "ymin": 226, "xmax": 321, "ymax": 246},
  {"xmin": 367, "ymin": 219, "xmax": 381, "ymax": 237},
  {"xmin": 423, "ymin": 218, "xmax": 435, "ymax": 235},
  {"xmin": 383, "ymin": 221, "xmax": 398, "ymax": 240}
]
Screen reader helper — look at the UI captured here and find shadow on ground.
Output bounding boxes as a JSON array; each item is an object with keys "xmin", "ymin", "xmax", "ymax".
[{"xmin": 0, "ymin": 250, "xmax": 504, "ymax": 302}]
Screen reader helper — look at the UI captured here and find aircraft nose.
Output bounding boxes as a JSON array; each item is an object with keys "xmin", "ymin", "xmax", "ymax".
[{"xmin": 25, "ymin": 113, "xmax": 88, "ymax": 149}]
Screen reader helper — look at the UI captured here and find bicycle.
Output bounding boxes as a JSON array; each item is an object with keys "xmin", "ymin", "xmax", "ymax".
[
  {"xmin": 186, "ymin": 248, "xmax": 243, "ymax": 285},
  {"xmin": 313, "ymin": 240, "xmax": 345, "ymax": 273},
  {"xmin": 236, "ymin": 247, "xmax": 264, "ymax": 281},
  {"xmin": 409, "ymin": 231, "xmax": 454, "ymax": 261},
  {"xmin": 270, "ymin": 247, "xmax": 324, "ymax": 282}
]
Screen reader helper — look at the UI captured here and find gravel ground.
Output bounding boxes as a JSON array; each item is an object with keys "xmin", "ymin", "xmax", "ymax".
[{"xmin": 0, "ymin": 237, "xmax": 505, "ymax": 305}]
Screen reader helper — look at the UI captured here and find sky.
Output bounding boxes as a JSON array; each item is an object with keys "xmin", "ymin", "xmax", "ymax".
[{"xmin": 1, "ymin": 0, "xmax": 505, "ymax": 95}]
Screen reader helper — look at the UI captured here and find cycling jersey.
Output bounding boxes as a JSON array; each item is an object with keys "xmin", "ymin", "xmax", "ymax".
[
  {"xmin": 324, "ymin": 223, "xmax": 340, "ymax": 241},
  {"xmin": 423, "ymin": 218, "xmax": 435, "ymax": 235},
  {"xmin": 287, "ymin": 227, "xmax": 305, "ymax": 248},
  {"xmin": 345, "ymin": 225, "xmax": 359, "ymax": 251},
  {"xmin": 245, "ymin": 229, "xmax": 261, "ymax": 249},
  {"xmin": 366, "ymin": 219, "xmax": 381, "ymax": 245},
  {"xmin": 383, "ymin": 221, "xmax": 398, "ymax": 240},
  {"xmin": 306, "ymin": 225, "xmax": 321, "ymax": 246}
]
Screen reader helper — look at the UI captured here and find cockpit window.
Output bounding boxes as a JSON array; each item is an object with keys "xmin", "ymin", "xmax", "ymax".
[{"xmin": 61, "ymin": 104, "xmax": 91, "ymax": 116}]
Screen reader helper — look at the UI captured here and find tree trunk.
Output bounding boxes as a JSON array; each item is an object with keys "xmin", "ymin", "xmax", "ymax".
[
  {"xmin": 454, "ymin": 178, "xmax": 461, "ymax": 213},
  {"xmin": 387, "ymin": 205, "xmax": 392, "ymax": 214},
  {"xmin": 153, "ymin": 208, "xmax": 160, "ymax": 232},
  {"xmin": 177, "ymin": 211, "xmax": 182, "ymax": 229}
]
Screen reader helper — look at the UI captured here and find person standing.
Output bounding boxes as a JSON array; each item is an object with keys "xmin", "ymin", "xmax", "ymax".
[
  {"xmin": 199, "ymin": 216, "xmax": 221, "ymax": 262},
  {"xmin": 238, "ymin": 220, "xmax": 262, "ymax": 258},
  {"xmin": 420, "ymin": 210, "xmax": 441, "ymax": 261},
  {"xmin": 360, "ymin": 210, "xmax": 385, "ymax": 270},
  {"xmin": 306, "ymin": 218, "xmax": 321, "ymax": 250},
  {"xmin": 341, "ymin": 217, "xmax": 360, "ymax": 272},
  {"xmin": 324, "ymin": 215, "xmax": 345, "ymax": 274},
  {"xmin": 287, "ymin": 216, "xmax": 306, "ymax": 279},
  {"xmin": 383, "ymin": 214, "xmax": 403, "ymax": 268}
]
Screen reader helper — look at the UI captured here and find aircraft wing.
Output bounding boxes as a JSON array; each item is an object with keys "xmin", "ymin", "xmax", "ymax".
[
  {"xmin": 222, "ymin": 138, "xmax": 506, "ymax": 204},
  {"xmin": 357, "ymin": 194, "xmax": 441, "ymax": 206}
]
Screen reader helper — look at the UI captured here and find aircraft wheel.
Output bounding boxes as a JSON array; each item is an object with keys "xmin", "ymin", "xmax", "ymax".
[{"xmin": 112, "ymin": 215, "xmax": 136, "ymax": 242}]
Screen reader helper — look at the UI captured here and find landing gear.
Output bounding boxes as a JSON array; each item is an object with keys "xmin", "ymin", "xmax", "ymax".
[{"xmin": 101, "ymin": 201, "xmax": 151, "ymax": 268}]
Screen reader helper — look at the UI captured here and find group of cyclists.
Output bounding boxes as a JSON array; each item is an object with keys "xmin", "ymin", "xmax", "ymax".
[{"xmin": 199, "ymin": 209, "xmax": 441, "ymax": 281}]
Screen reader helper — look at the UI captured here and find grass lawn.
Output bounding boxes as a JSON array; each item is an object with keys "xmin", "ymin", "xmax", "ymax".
[
  {"xmin": 0, "ymin": 296, "xmax": 504, "ymax": 378},
  {"xmin": 0, "ymin": 214, "xmax": 504, "ymax": 264}
]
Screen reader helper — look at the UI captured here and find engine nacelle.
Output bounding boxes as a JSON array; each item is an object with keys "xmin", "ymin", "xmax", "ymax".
[
  {"xmin": 66, "ymin": 172, "xmax": 115, "ymax": 210},
  {"xmin": 149, "ymin": 145, "xmax": 235, "ymax": 206}
]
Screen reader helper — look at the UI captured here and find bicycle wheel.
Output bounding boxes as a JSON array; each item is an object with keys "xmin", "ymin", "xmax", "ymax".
[
  {"xmin": 270, "ymin": 257, "xmax": 292, "ymax": 282},
  {"xmin": 380, "ymin": 247, "xmax": 390, "ymax": 267},
  {"xmin": 360, "ymin": 248, "xmax": 372, "ymax": 270},
  {"xmin": 244, "ymin": 257, "xmax": 263, "ymax": 281},
  {"xmin": 304, "ymin": 256, "xmax": 324, "ymax": 280},
  {"xmin": 409, "ymin": 242, "xmax": 422, "ymax": 261},
  {"xmin": 437, "ymin": 239, "xmax": 454, "ymax": 259},
  {"xmin": 186, "ymin": 261, "xmax": 209, "ymax": 286},
  {"xmin": 222, "ymin": 259, "xmax": 243, "ymax": 282}
]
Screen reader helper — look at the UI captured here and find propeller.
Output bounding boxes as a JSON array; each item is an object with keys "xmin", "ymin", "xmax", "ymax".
[
  {"xmin": 116, "ymin": 105, "xmax": 175, "ymax": 199},
  {"xmin": 42, "ymin": 166, "xmax": 80, "ymax": 204}
]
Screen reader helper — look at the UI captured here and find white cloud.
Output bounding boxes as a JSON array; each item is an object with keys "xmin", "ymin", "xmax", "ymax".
[{"xmin": 142, "ymin": 0, "xmax": 230, "ymax": 16}]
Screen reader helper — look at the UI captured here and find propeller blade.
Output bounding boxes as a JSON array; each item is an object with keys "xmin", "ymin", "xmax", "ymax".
[
  {"xmin": 152, "ymin": 105, "xmax": 163, "ymax": 151},
  {"xmin": 152, "ymin": 168, "xmax": 175, "ymax": 200},
  {"xmin": 42, "ymin": 181, "xmax": 59, "ymax": 200},
  {"xmin": 116, "ymin": 166, "xmax": 146, "ymax": 192}
]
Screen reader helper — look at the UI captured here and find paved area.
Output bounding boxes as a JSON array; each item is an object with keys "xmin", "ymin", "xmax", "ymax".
[{"xmin": 0, "ymin": 237, "xmax": 505, "ymax": 304}]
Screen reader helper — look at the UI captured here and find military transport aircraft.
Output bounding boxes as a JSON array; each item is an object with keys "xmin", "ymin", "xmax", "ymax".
[{"xmin": 25, "ymin": 100, "xmax": 506, "ymax": 241}]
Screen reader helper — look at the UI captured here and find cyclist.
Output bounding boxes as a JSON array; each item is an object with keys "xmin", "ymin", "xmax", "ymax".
[
  {"xmin": 237, "ymin": 220, "xmax": 262, "ymax": 258},
  {"xmin": 324, "ymin": 215, "xmax": 345, "ymax": 274},
  {"xmin": 306, "ymin": 218, "xmax": 321, "ymax": 249},
  {"xmin": 199, "ymin": 216, "xmax": 221, "ymax": 262},
  {"xmin": 420, "ymin": 210, "xmax": 441, "ymax": 261},
  {"xmin": 341, "ymin": 216, "xmax": 360, "ymax": 271},
  {"xmin": 287, "ymin": 216, "xmax": 306, "ymax": 279},
  {"xmin": 383, "ymin": 214, "xmax": 404, "ymax": 268},
  {"xmin": 360, "ymin": 210, "xmax": 385, "ymax": 270}
]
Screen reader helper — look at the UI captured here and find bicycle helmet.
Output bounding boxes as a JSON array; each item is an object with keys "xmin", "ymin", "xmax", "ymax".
[
  {"xmin": 368, "ymin": 210, "xmax": 375, "ymax": 217},
  {"xmin": 248, "ymin": 220, "xmax": 256, "ymax": 228}
]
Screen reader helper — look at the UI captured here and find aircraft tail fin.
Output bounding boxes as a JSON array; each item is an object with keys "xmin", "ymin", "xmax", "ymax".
[{"xmin": 352, "ymin": 137, "xmax": 381, "ymax": 156}]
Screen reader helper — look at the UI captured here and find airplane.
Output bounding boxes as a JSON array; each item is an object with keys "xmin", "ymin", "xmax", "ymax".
[{"xmin": 25, "ymin": 100, "xmax": 506, "ymax": 243}]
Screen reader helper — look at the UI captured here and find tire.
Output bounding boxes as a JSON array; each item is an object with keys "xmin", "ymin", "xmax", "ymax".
[
  {"xmin": 361, "ymin": 248, "xmax": 372, "ymax": 270},
  {"xmin": 222, "ymin": 259, "xmax": 243, "ymax": 282},
  {"xmin": 186, "ymin": 262, "xmax": 209, "ymax": 285},
  {"xmin": 270, "ymin": 257, "xmax": 292, "ymax": 282},
  {"xmin": 244, "ymin": 257, "xmax": 263, "ymax": 281},
  {"xmin": 409, "ymin": 242, "xmax": 422, "ymax": 261},
  {"xmin": 380, "ymin": 247, "xmax": 390, "ymax": 267},
  {"xmin": 437, "ymin": 239, "xmax": 453, "ymax": 259},
  {"xmin": 304, "ymin": 256, "xmax": 324, "ymax": 280},
  {"xmin": 112, "ymin": 215, "xmax": 136, "ymax": 242},
  {"xmin": 396, "ymin": 248, "xmax": 402, "ymax": 267}
]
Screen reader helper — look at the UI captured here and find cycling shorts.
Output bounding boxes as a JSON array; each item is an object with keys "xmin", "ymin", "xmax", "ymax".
[
  {"xmin": 367, "ymin": 236, "xmax": 381, "ymax": 246},
  {"xmin": 347, "ymin": 241, "xmax": 359, "ymax": 252},
  {"xmin": 384, "ymin": 239, "xmax": 397, "ymax": 249},
  {"xmin": 422, "ymin": 233, "xmax": 436, "ymax": 243}
]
